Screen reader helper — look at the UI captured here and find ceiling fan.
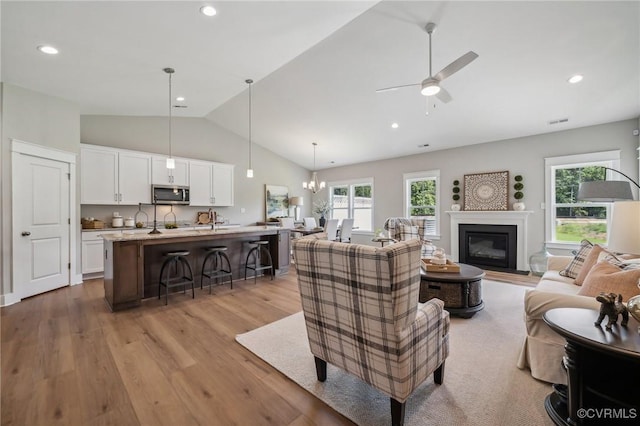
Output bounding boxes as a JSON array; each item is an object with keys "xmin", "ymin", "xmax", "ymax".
[{"xmin": 376, "ymin": 22, "xmax": 478, "ymax": 103}]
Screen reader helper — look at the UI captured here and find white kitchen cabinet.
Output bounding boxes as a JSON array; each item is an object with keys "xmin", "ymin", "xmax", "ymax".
[
  {"xmin": 151, "ymin": 156, "xmax": 189, "ymax": 186},
  {"xmin": 189, "ymin": 160, "xmax": 234, "ymax": 206},
  {"xmin": 81, "ymin": 146, "xmax": 118, "ymax": 204},
  {"xmin": 118, "ymin": 151, "xmax": 152, "ymax": 204},
  {"xmin": 81, "ymin": 232, "xmax": 105, "ymax": 274},
  {"xmin": 212, "ymin": 163, "xmax": 234, "ymax": 206},
  {"xmin": 81, "ymin": 144, "xmax": 152, "ymax": 205}
]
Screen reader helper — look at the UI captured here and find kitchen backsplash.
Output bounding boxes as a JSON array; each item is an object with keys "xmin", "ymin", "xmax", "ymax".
[{"xmin": 81, "ymin": 205, "xmax": 235, "ymax": 227}]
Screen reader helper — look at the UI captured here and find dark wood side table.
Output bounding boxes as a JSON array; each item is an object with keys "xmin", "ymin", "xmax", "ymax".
[
  {"xmin": 420, "ymin": 263, "xmax": 485, "ymax": 318},
  {"xmin": 543, "ymin": 308, "xmax": 640, "ymax": 425}
]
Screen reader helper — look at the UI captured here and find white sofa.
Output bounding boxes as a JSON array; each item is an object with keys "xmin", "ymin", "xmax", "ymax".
[{"xmin": 516, "ymin": 255, "xmax": 600, "ymax": 384}]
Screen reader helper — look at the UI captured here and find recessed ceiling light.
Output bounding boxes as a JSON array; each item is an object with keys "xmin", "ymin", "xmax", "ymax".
[
  {"xmin": 417, "ymin": 144, "xmax": 430, "ymax": 148},
  {"xmin": 200, "ymin": 5, "xmax": 217, "ymax": 16},
  {"xmin": 391, "ymin": 122, "xmax": 399, "ymax": 129},
  {"xmin": 568, "ymin": 74, "xmax": 583, "ymax": 84},
  {"xmin": 176, "ymin": 96, "xmax": 185, "ymax": 102},
  {"xmin": 37, "ymin": 45, "xmax": 58, "ymax": 55}
]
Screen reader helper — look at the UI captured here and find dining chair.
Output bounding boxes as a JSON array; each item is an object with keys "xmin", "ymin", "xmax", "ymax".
[
  {"xmin": 324, "ymin": 219, "xmax": 339, "ymax": 241},
  {"xmin": 303, "ymin": 217, "xmax": 317, "ymax": 228},
  {"xmin": 278, "ymin": 217, "xmax": 295, "ymax": 228},
  {"xmin": 339, "ymin": 218, "xmax": 354, "ymax": 243}
]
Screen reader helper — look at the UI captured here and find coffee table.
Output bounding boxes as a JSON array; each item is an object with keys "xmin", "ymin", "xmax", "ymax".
[{"xmin": 420, "ymin": 263, "xmax": 485, "ymax": 318}]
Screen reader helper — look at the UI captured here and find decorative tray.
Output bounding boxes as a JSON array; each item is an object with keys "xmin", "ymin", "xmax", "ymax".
[
  {"xmin": 421, "ymin": 258, "xmax": 461, "ymax": 273},
  {"xmin": 197, "ymin": 212, "xmax": 211, "ymax": 224}
]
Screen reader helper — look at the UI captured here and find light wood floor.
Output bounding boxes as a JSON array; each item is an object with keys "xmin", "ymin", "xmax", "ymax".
[{"xmin": 1, "ymin": 269, "xmax": 533, "ymax": 426}]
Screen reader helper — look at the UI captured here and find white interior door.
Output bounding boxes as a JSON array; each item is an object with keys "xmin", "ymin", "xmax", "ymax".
[{"xmin": 14, "ymin": 153, "xmax": 70, "ymax": 298}]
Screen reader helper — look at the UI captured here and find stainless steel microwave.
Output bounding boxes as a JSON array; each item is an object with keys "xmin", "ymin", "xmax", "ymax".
[{"xmin": 152, "ymin": 185, "xmax": 190, "ymax": 205}]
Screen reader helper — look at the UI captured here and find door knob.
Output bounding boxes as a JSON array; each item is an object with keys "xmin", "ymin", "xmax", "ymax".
[{"xmin": 21, "ymin": 231, "xmax": 31, "ymax": 236}]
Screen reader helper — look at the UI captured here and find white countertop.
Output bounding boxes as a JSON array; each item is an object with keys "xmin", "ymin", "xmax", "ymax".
[
  {"xmin": 101, "ymin": 225, "xmax": 282, "ymax": 242},
  {"xmin": 83, "ymin": 223, "xmax": 241, "ymax": 232}
]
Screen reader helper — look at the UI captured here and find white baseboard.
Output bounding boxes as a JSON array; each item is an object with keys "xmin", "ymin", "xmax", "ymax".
[
  {"xmin": 1, "ymin": 292, "xmax": 21, "ymax": 307},
  {"xmin": 71, "ymin": 274, "xmax": 84, "ymax": 285}
]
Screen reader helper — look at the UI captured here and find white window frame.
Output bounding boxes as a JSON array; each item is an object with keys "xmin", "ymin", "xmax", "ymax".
[
  {"xmin": 328, "ymin": 177, "xmax": 374, "ymax": 232},
  {"xmin": 544, "ymin": 150, "xmax": 621, "ymax": 250},
  {"xmin": 403, "ymin": 170, "xmax": 440, "ymax": 239}
]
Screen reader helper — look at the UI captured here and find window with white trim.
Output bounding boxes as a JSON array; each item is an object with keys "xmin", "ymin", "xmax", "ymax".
[
  {"xmin": 545, "ymin": 151, "xmax": 621, "ymax": 247},
  {"xmin": 328, "ymin": 178, "xmax": 373, "ymax": 231},
  {"xmin": 403, "ymin": 170, "xmax": 440, "ymax": 237}
]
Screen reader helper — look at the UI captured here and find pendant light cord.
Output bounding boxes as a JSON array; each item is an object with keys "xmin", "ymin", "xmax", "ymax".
[
  {"xmin": 168, "ymin": 71, "xmax": 172, "ymax": 159},
  {"xmin": 248, "ymin": 80, "xmax": 252, "ymax": 170}
]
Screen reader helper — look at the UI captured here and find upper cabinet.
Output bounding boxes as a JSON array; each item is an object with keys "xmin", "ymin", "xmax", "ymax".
[
  {"xmin": 80, "ymin": 144, "xmax": 233, "ymax": 206},
  {"xmin": 189, "ymin": 160, "xmax": 234, "ymax": 207},
  {"xmin": 81, "ymin": 145, "xmax": 151, "ymax": 205},
  {"xmin": 151, "ymin": 156, "xmax": 189, "ymax": 186}
]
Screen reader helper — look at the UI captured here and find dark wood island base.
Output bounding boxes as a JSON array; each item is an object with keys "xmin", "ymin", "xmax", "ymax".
[{"xmin": 102, "ymin": 226, "xmax": 290, "ymax": 311}]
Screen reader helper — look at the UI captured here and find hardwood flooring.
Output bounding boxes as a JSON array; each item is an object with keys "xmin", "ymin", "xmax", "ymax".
[{"xmin": 1, "ymin": 268, "xmax": 535, "ymax": 425}]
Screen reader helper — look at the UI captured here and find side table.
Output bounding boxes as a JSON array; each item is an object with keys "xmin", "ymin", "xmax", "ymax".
[{"xmin": 543, "ymin": 308, "xmax": 640, "ymax": 425}]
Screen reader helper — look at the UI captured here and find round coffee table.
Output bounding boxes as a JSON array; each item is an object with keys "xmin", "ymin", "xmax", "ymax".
[{"xmin": 420, "ymin": 263, "xmax": 485, "ymax": 318}]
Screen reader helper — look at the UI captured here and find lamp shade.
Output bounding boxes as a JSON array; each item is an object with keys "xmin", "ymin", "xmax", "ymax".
[
  {"xmin": 289, "ymin": 196, "xmax": 303, "ymax": 206},
  {"xmin": 578, "ymin": 181, "xmax": 634, "ymax": 202},
  {"xmin": 608, "ymin": 201, "xmax": 640, "ymax": 255}
]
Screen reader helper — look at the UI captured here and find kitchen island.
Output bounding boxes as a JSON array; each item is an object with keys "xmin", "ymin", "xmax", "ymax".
[{"xmin": 101, "ymin": 226, "xmax": 291, "ymax": 311}]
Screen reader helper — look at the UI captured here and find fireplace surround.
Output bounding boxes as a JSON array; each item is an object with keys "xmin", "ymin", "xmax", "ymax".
[{"xmin": 448, "ymin": 210, "xmax": 532, "ymax": 272}]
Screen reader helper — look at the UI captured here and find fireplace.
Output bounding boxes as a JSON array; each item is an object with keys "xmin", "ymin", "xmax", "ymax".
[{"xmin": 459, "ymin": 224, "xmax": 517, "ymax": 272}]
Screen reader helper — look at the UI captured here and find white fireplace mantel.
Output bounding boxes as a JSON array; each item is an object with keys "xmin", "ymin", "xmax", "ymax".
[{"xmin": 448, "ymin": 211, "xmax": 533, "ymax": 271}]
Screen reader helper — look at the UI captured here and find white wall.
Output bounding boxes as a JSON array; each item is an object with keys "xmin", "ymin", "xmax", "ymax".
[
  {"xmin": 1, "ymin": 83, "xmax": 81, "ymax": 297},
  {"xmin": 314, "ymin": 119, "xmax": 640, "ymax": 258},
  {"xmin": 80, "ymin": 115, "xmax": 313, "ymax": 226}
]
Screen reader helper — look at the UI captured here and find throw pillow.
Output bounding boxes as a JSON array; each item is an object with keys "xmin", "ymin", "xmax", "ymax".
[
  {"xmin": 577, "ymin": 259, "xmax": 640, "ymax": 302},
  {"xmin": 574, "ymin": 244, "xmax": 605, "ymax": 285},
  {"xmin": 559, "ymin": 239, "xmax": 593, "ymax": 280},
  {"xmin": 397, "ymin": 224, "xmax": 419, "ymax": 241}
]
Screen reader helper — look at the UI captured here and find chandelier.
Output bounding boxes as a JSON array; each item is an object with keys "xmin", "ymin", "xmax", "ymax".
[{"xmin": 303, "ymin": 142, "xmax": 325, "ymax": 193}]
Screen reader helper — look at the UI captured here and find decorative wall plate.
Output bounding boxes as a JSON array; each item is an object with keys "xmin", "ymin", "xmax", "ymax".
[{"xmin": 464, "ymin": 171, "xmax": 509, "ymax": 211}]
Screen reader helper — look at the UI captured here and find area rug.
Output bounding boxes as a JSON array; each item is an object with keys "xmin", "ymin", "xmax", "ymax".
[{"xmin": 236, "ymin": 280, "xmax": 554, "ymax": 426}]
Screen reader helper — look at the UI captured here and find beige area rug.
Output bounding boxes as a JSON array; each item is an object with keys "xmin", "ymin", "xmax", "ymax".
[{"xmin": 236, "ymin": 280, "xmax": 554, "ymax": 426}]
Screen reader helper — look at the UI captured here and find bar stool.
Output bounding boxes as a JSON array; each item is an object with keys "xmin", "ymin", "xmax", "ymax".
[
  {"xmin": 244, "ymin": 240, "xmax": 274, "ymax": 283},
  {"xmin": 201, "ymin": 246, "xmax": 233, "ymax": 293},
  {"xmin": 158, "ymin": 250, "xmax": 195, "ymax": 305}
]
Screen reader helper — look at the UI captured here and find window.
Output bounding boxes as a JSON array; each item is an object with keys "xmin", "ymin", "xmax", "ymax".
[
  {"xmin": 329, "ymin": 179, "xmax": 373, "ymax": 231},
  {"xmin": 404, "ymin": 170, "xmax": 440, "ymax": 237},
  {"xmin": 545, "ymin": 151, "xmax": 621, "ymax": 248}
]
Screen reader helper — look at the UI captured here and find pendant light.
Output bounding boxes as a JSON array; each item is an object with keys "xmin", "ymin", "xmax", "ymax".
[
  {"xmin": 164, "ymin": 67, "xmax": 176, "ymax": 169},
  {"xmin": 303, "ymin": 142, "xmax": 325, "ymax": 193},
  {"xmin": 246, "ymin": 79, "xmax": 254, "ymax": 178}
]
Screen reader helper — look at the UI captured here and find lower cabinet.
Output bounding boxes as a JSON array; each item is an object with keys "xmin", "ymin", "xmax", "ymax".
[{"xmin": 81, "ymin": 233, "xmax": 105, "ymax": 274}]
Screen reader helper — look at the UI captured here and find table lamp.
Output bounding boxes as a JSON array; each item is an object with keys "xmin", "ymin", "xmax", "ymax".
[{"xmin": 289, "ymin": 196, "xmax": 303, "ymax": 221}]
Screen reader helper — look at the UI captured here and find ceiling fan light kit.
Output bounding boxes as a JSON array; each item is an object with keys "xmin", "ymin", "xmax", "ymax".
[{"xmin": 376, "ymin": 22, "xmax": 478, "ymax": 106}]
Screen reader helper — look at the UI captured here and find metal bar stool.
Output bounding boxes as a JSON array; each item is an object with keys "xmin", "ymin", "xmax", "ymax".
[
  {"xmin": 158, "ymin": 250, "xmax": 195, "ymax": 305},
  {"xmin": 244, "ymin": 240, "xmax": 274, "ymax": 283},
  {"xmin": 201, "ymin": 246, "xmax": 233, "ymax": 293}
]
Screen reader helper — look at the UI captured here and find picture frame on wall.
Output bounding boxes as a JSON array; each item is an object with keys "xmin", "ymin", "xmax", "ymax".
[
  {"xmin": 265, "ymin": 185, "xmax": 289, "ymax": 219},
  {"xmin": 463, "ymin": 171, "xmax": 509, "ymax": 211}
]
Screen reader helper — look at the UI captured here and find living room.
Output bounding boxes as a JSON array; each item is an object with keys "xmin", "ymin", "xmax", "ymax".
[{"xmin": 1, "ymin": 1, "xmax": 639, "ymax": 425}]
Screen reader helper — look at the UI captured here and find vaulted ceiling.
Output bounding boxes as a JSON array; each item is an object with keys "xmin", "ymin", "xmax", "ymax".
[{"xmin": 3, "ymin": 1, "xmax": 639, "ymax": 170}]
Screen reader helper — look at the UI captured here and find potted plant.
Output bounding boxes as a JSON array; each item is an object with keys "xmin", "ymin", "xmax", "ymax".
[
  {"xmin": 513, "ymin": 175, "xmax": 525, "ymax": 210},
  {"xmin": 313, "ymin": 199, "xmax": 331, "ymax": 227},
  {"xmin": 451, "ymin": 179, "xmax": 461, "ymax": 211}
]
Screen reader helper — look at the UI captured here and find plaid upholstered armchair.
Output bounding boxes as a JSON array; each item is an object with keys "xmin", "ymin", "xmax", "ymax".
[
  {"xmin": 384, "ymin": 217, "xmax": 437, "ymax": 258},
  {"xmin": 293, "ymin": 238, "xmax": 450, "ymax": 426}
]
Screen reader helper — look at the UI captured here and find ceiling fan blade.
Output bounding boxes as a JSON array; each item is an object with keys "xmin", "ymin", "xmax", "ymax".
[
  {"xmin": 375, "ymin": 83, "xmax": 420, "ymax": 93},
  {"xmin": 434, "ymin": 51, "xmax": 478, "ymax": 81},
  {"xmin": 435, "ymin": 87, "xmax": 452, "ymax": 103}
]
